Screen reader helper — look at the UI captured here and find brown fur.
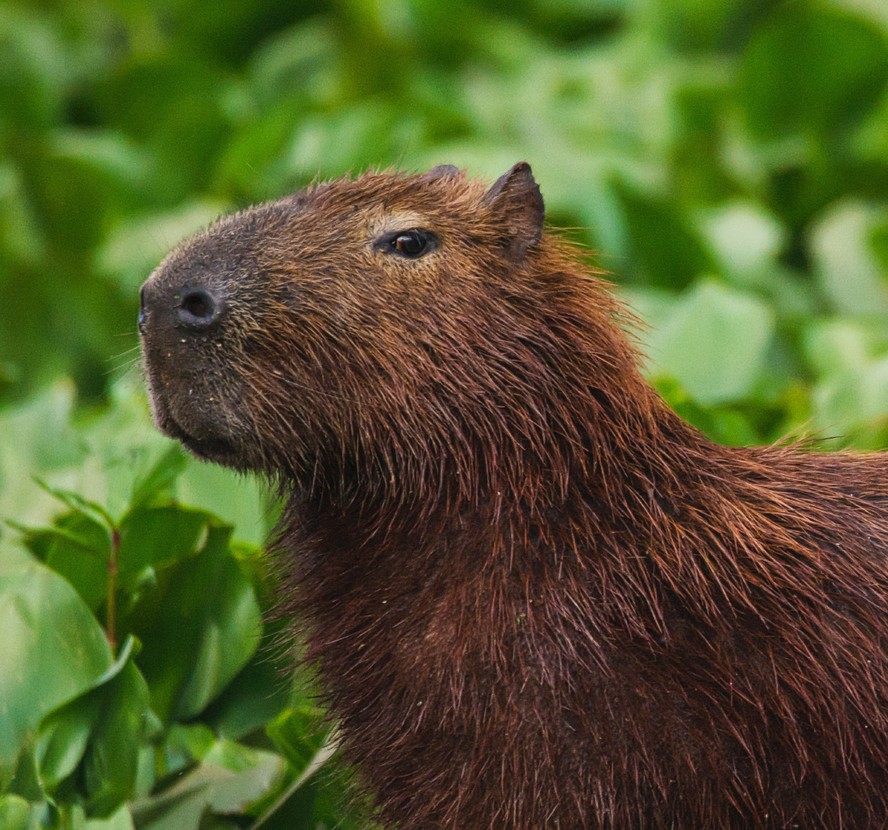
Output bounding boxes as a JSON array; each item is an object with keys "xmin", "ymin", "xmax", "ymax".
[{"xmin": 140, "ymin": 163, "xmax": 888, "ymax": 829}]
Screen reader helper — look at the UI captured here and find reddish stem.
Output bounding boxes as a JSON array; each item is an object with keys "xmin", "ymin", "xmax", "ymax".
[{"xmin": 106, "ymin": 527, "xmax": 120, "ymax": 651}]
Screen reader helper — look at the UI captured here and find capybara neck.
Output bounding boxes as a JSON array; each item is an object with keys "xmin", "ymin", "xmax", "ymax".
[{"xmin": 140, "ymin": 162, "xmax": 888, "ymax": 829}]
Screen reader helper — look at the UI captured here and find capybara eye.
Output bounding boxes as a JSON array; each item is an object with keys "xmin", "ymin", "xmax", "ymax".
[
  {"xmin": 393, "ymin": 232, "xmax": 426, "ymax": 256},
  {"xmin": 377, "ymin": 229, "xmax": 437, "ymax": 258}
]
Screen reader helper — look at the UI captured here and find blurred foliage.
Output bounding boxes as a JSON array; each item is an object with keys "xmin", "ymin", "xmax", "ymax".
[{"xmin": 1, "ymin": 0, "xmax": 887, "ymax": 826}]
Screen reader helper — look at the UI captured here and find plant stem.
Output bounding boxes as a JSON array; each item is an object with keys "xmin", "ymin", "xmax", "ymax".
[{"xmin": 107, "ymin": 527, "xmax": 120, "ymax": 651}]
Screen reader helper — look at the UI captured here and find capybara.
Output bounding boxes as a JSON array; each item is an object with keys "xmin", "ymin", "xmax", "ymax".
[{"xmin": 140, "ymin": 163, "xmax": 888, "ymax": 829}]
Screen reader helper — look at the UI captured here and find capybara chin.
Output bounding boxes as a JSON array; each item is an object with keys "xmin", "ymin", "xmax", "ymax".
[{"xmin": 139, "ymin": 162, "xmax": 888, "ymax": 829}]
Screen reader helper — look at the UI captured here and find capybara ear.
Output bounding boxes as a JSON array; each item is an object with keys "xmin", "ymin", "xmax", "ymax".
[{"xmin": 483, "ymin": 161, "xmax": 545, "ymax": 261}]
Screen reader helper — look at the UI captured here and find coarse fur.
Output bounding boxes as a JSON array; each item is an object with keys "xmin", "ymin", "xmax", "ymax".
[{"xmin": 140, "ymin": 163, "xmax": 888, "ymax": 829}]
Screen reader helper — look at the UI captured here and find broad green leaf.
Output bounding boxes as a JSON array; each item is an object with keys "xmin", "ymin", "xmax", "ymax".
[
  {"xmin": 810, "ymin": 200, "xmax": 888, "ymax": 316},
  {"xmin": 118, "ymin": 504, "xmax": 213, "ymax": 585},
  {"xmin": 250, "ymin": 782, "xmax": 319, "ymax": 830},
  {"xmin": 247, "ymin": 18, "xmax": 335, "ymax": 109},
  {"xmin": 46, "ymin": 130, "xmax": 149, "ymax": 199},
  {"xmin": 639, "ymin": 0, "xmax": 751, "ymax": 50},
  {"xmin": 85, "ymin": 805, "xmax": 135, "ymax": 829},
  {"xmin": 204, "ymin": 741, "xmax": 284, "ymax": 813},
  {"xmin": 213, "ymin": 101, "xmax": 302, "ymax": 201},
  {"xmin": 18, "ymin": 511, "xmax": 111, "ymax": 613},
  {"xmin": 803, "ymin": 319, "xmax": 874, "ymax": 379},
  {"xmin": 265, "ymin": 708, "xmax": 329, "ymax": 777},
  {"xmin": 831, "ymin": 0, "xmax": 888, "ymax": 31},
  {"xmin": 615, "ymin": 182, "xmax": 717, "ymax": 289},
  {"xmin": 36, "ymin": 691, "xmax": 101, "ymax": 798},
  {"xmin": 0, "ymin": 383, "xmax": 82, "ymax": 526},
  {"xmin": 39, "ymin": 804, "xmax": 135, "ymax": 830},
  {"xmin": 128, "ymin": 525, "xmax": 262, "ymax": 723},
  {"xmin": 23, "ymin": 129, "xmax": 149, "ymax": 255},
  {"xmin": 32, "ymin": 480, "xmax": 114, "ymax": 531},
  {"xmin": 0, "ymin": 548, "xmax": 112, "ymax": 787},
  {"xmin": 0, "ymin": 794, "xmax": 30, "ymax": 830},
  {"xmin": 131, "ymin": 741, "xmax": 285, "ymax": 830},
  {"xmin": 740, "ymin": 4, "xmax": 888, "ymax": 139},
  {"xmin": 176, "ymin": 463, "xmax": 270, "ymax": 548},
  {"xmin": 35, "ymin": 638, "xmax": 142, "ymax": 796},
  {"xmin": 128, "ymin": 445, "xmax": 189, "ymax": 511},
  {"xmin": 700, "ymin": 201, "xmax": 784, "ymax": 284},
  {"xmin": 161, "ymin": 723, "xmax": 217, "ymax": 776},
  {"xmin": 202, "ymin": 655, "xmax": 292, "ymax": 742},
  {"xmin": 648, "ymin": 280, "xmax": 775, "ymax": 405},
  {"xmin": 82, "ymin": 658, "xmax": 154, "ymax": 816},
  {"xmin": 808, "ymin": 331, "xmax": 888, "ymax": 445},
  {"xmin": 0, "ymin": 11, "xmax": 65, "ymax": 130},
  {"xmin": 0, "ymin": 161, "xmax": 45, "ymax": 266},
  {"xmin": 284, "ymin": 104, "xmax": 417, "ymax": 181},
  {"xmin": 126, "ymin": 444, "xmax": 188, "ymax": 507},
  {"xmin": 92, "ymin": 55, "xmax": 232, "ymax": 201}
]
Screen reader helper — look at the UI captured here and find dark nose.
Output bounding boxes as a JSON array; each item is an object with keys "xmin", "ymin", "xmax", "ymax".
[
  {"xmin": 139, "ymin": 282, "xmax": 225, "ymax": 335},
  {"xmin": 175, "ymin": 286, "xmax": 223, "ymax": 331}
]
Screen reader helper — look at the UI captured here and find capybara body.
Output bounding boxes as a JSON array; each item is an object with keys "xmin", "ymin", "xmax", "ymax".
[{"xmin": 140, "ymin": 163, "xmax": 888, "ymax": 829}]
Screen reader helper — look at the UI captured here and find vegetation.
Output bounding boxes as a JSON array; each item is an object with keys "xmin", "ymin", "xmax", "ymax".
[{"xmin": 1, "ymin": 0, "xmax": 887, "ymax": 827}]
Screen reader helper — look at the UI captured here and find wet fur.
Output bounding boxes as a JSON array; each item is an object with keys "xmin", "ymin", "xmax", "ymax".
[{"xmin": 141, "ymin": 165, "xmax": 888, "ymax": 828}]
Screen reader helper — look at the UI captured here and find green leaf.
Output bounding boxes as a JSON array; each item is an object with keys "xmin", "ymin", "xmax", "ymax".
[
  {"xmin": 0, "ymin": 383, "xmax": 82, "ymax": 522},
  {"xmin": 202, "ymin": 655, "xmax": 292, "ymax": 742},
  {"xmin": 131, "ymin": 741, "xmax": 285, "ymax": 830},
  {"xmin": 176, "ymin": 462, "xmax": 271, "ymax": 548},
  {"xmin": 615, "ymin": 182, "xmax": 717, "ymax": 289},
  {"xmin": 85, "ymin": 805, "xmax": 135, "ymax": 829},
  {"xmin": 118, "ymin": 504, "xmax": 213, "ymax": 588},
  {"xmin": 810, "ymin": 200, "xmax": 888, "ymax": 316},
  {"xmin": 128, "ymin": 525, "xmax": 262, "ymax": 723},
  {"xmin": 203, "ymin": 741, "xmax": 284, "ymax": 813},
  {"xmin": 35, "ymin": 637, "xmax": 146, "ymax": 804},
  {"xmin": 0, "ymin": 161, "xmax": 46, "ymax": 267},
  {"xmin": 18, "ymin": 511, "xmax": 112, "ymax": 612},
  {"xmin": 92, "ymin": 55, "xmax": 232, "ymax": 201},
  {"xmin": 740, "ymin": 4, "xmax": 888, "ymax": 140},
  {"xmin": 128, "ymin": 445, "xmax": 189, "ymax": 511},
  {"xmin": 0, "ymin": 794, "xmax": 30, "ymax": 830},
  {"xmin": 0, "ymin": 547, "xmax": 112, "ymax": 788},
  {"xmin": 248, "ymin": 19, "xmax": 336, "ymax": 109},
  {"xmin": 700, "ymin": 201, "xmax": 785, "ymax": 284},
  {"xmin": 81, "ymin": 658, "xmax": 154, "ymax": 816},
  {"xmin": 0, "ymin": 11, "xmax": 65, "ymax": 130},
  {"xmin": 46, "ymin": 130, "xmax": 149, "ymax": 198},
  {"xmin": 648, "ymin": 280, "xmax": 775, "ymax": 405},
  {"xmin": 161, "ymin": 723, "xmax": 217, "ymax": 776},
  {"xmin": 250, "ymin": 782, "xmax": 319, "ymax": 830},
  {"xmin": 284, "ymin": 103, "xmax": 417, "ymax": 181},
  {"xmin": 803, "ymin": 319, "xmax": 874, "ymax": 379},
  {"xmin": 805, "ymin": 319, "xmax": 888, "ymax": 445},
  {"xmin": 33, "ymin": 479, "xmax": 114, "ymax": 531},
  {"xmin": 24, "ymin": 129, "xmax": 150, "ymax": 255},
  {"xmin": 265, "ymin": 708, "xmax": 328, "ymax": 777}
]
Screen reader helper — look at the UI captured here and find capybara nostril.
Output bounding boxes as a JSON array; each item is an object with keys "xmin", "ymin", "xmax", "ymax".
[{"xmin": 176, "ymin": 286, "xmax": 222, "ymax": 330}]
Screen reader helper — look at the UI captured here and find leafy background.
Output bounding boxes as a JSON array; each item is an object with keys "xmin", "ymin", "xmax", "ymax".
[{"xmin": 1, "ymin": 0, "xmax": 887, "ymax": 827}]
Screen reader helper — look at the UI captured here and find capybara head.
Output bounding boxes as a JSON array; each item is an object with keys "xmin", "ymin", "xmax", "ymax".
[{"xmin": 140, "ymin": 163, "xmax": 641, "ymax": 504}]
